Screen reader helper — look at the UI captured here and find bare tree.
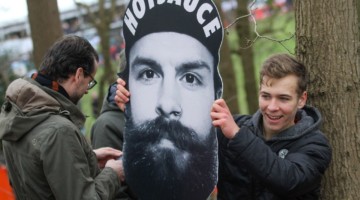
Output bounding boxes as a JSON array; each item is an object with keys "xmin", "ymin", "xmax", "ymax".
[
  {"xmin": 26, "ymin": 0, "xmax": 63, "ymax": 68},
  {"xmin": 295, "ymin": 0, "xmax": 360, "ymax": 198},
  {"xmin": 76, "ymin": 0, "xmax": 126, "ymax": 115},
  {"xmin": 214, "ymin": 0, "xmax": 240, "ymax": 114},
  {"xmin": 234, "ymin": 0, "xmax": 258, "ymax": 114}
]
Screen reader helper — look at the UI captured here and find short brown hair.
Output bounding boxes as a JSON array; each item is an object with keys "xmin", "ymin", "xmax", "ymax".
[
  {"xmin": 260, "ymin": 54, "xmax": 308, "ymax": 96},
  {"xmin": 40, "ymin": 35, "xmax": 99, "ymax": 81}
]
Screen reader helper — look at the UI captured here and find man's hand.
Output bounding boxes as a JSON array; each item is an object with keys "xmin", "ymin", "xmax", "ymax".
[
  {"xmin": 115, "ymin": 78, "xmax": 130, "ymax": 111},
  {"xmin": 210, "ymin": 99, "xmax": 240, "ymax": 139},
  {"xmin": 93, "ymin": 147, "xmax": 122, "ymax": 169},
  {"xmin": 105, "ymin": 159, "xmax": 125, "ymax": 182}
]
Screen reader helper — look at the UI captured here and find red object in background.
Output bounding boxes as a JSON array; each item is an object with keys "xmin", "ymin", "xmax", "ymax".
[{"xmin": 0, "ymin": 165, "xmax": 15, "ymax": 200}]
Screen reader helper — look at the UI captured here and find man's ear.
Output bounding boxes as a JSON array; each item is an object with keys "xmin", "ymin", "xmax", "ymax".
[
  {"xmin": 74, "ymin": 67, "xmax": 84, "ymax": 83},
  {"xmin": 298, "ymin": 91, "xmax": 307, "ymax": 108}
]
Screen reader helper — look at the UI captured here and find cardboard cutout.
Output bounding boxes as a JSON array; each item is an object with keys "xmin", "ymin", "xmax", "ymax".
[{"xmin": 121, "ymin": 1, "xmax": 223, "ymax": 199}]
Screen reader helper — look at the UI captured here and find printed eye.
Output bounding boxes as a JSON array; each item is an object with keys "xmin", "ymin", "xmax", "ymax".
[
  {"xmin": 143, "ymin": 70, "xmax": 154, "ymax": 79},
  {"xmin": 138, "ymin": 69, "xmax": 160, "ymax": 84},
  {"xmin": 185, "ymin": 74, "xmax": 196, "ymax": 83},
  {"xmin": 180, "ymin": 73, "xmax": 203, "ymax": 89}
]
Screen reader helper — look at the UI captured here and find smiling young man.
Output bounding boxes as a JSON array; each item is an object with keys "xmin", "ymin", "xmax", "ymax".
[
  {"xmin": 118, "ymin": 0, "xmax": 223, "ymax": 199},
  {"xmin": 211, "ymin": 53, "xmax": 332, "ymax": 199}
]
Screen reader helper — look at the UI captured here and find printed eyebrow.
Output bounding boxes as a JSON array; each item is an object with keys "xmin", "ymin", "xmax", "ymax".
[
  {"xmin": 131, "ymin": 56, "xmax": 163, "ymax": 76},
  {"xmin": 176, "ymin": 61, "xmax": 212, "ymax": 74}
]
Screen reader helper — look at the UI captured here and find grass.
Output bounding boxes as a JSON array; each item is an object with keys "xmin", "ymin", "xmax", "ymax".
[{"xmin": 80, "ymin": 11, "xmax": 296, "ymax": 140}]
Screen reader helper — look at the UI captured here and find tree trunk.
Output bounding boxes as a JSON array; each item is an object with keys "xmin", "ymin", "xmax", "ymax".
[
  {"xmin": 97, "ymin": 27, "xmax": 114, "ymax": 116},
  {"xmin": 214, "ymin": 0, "xmax": 240, "ymax": 114},
  {"xmin": 77, "ymin": 0, "xmax": 119, "ymax": 116},
  {"xmin": 236, "ymin": 1, "xmax": 259, "ymax": 114},
  {"xmin": 295, "ymin": 0, "xmax": 360, "ymax": 199},
  {"xmin": 26, "ymin": 0, "xmax": 63, "ymax": 69}
]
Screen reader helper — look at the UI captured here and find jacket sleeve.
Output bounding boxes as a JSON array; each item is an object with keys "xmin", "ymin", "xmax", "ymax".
[
  {"xmin": 40, "ymin": 125, "xmax": 120, "ymax": 200},
  {"xmin": 226, "ymin": 124, "xmax": 332, "ymax": 197}
]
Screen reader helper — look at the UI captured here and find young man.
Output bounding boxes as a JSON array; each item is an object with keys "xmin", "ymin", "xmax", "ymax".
[
  {"xmin": 119, "ymin": 0, "xmax": 223, "ymax": 199},
  {"xmin": 211, "ymin": 53, "xmax": 332, "ymax": 199},
  {"xmin": 0, "ymin": 35, "xmax": 124, "ymax": 200},
  {"xmin": 116, "ymin": 54, "xmax": 332, "ymax": 199}
]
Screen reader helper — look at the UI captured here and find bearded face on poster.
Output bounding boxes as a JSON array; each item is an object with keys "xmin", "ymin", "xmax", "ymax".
[{"xmin": 120, "ymin": 1, "xmax": 223, "ymax": 199}]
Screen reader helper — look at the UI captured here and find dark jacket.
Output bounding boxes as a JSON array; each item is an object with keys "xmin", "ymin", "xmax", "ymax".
[
  {"xmin": 91, "ymin": 83, "xmax": 126, "ymax": 150},
  {"xmin": 0, "ymin": 77, "xmax": 120, "ymax": 200},
  {"xmin": 217, "ymin": 106, "xmax": 332, "ymax": 200},
  {"xmin": 91, "ymin": 83, "xmax": 137, "ymax": 200}
]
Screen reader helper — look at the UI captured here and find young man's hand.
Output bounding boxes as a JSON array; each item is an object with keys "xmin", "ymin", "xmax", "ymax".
[{"xmin": 211, "ymin": 99, "xmax": 240, "ymax": 139}]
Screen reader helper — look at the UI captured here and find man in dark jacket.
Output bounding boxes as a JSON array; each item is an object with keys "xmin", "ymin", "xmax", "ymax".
[
  {"xmin": 210, "ymin": 54, "xmax": 332, "ymax": 199},
  {"xmin": 0, "ymin": 35, "xmax": 125, "ymax": 200}
]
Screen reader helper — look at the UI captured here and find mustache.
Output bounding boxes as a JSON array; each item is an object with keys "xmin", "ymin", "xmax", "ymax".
[{"xmin": 125, "ymin": 116, "xmax": 204, "ymax": 151}]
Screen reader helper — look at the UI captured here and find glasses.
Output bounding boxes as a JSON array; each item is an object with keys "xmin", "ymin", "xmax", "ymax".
[{"xmin": 83, "ymin": 70, "xmax": 97, "ymax": 90}]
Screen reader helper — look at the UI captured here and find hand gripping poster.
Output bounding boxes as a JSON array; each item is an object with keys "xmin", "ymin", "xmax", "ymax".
[{"xmin": 121, "ymin": 0, "xmax": 223, "ymax": 199}]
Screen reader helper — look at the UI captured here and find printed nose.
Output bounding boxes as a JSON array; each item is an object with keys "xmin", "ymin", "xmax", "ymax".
[{"xmin": 155, "ymin": 87, "xmax": 182, "ymax": 120}]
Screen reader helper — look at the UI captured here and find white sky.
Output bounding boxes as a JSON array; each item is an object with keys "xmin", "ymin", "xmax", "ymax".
[{"xmin": 0, "ymin": 0, "xmax": 96, "ymax": 26}]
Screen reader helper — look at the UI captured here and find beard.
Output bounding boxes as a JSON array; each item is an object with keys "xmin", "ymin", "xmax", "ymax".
[{"xmin": 123, "ymin": 116, "xmax": 218, "ymax": 200}]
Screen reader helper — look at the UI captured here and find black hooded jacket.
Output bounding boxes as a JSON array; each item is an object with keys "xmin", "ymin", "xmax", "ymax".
[{"xmin": 217, "ymin": 105, "xmax": 332, "ymax": 200}]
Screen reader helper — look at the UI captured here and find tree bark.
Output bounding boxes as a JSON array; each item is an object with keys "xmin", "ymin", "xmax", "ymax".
[
  {"xmin": 26, "ymin": 0, "xmax": 63, "ymax": 69},
  {"xmin": 77, "ymin": 0, "xmax": 120, "ymax": 116},
  {"xmin": 236, "ymin": 0, "xmax": 259, "ymax": 114},
  {"xmin": 214, "ymin": 0, "xmax": 240, "ymax": 114},
  {"xmin": 295, "ymin": 0, "xmax": 360, "ymax": 199}
]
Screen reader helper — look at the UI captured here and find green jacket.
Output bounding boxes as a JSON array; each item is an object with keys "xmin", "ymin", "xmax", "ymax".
[{"xmin": 0, "ymin": 77, "xmax": 120, "ymax": 200}]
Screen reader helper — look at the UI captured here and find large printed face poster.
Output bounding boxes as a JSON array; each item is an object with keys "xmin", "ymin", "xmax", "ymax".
[{"xmin": 121, "ymin": 0, "xmax": 223, "ymax": 199}]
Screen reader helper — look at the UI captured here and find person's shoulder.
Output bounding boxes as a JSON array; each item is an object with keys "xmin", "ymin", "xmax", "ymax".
[
  {"xmin": 35, "ymin": 114, "xmax": 80, "ymax": 136},
  {"xmin": 310, "ymin": 129, "xmax": 331, "ymax": 146},
  {"xmin": 96, "ymin": 109, "xmax": 125, "ymax": 124},
  {"xmin": 294, "ymin": 128, "xmax": 332, "ymax": 158}
]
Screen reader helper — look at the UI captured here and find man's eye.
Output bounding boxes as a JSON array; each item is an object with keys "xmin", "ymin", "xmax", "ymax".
[
  {"xmin": 280, "ymin": 97, "xmax": 290, "ymax": 101},
  {"xmin": 182, "ymin": 73, "xmax": 200, "ymax": 85},
  {"xmin": 180, "ymin": 73, "xmax": 203, "ymax": 89},
  {"xmin": 261, "ymin": 94, "xmax": 270, "ymax": 99},
  {"xmin": 144, "ymin": 70, "xmax": 154, "ymax": 79},
  {"xmin": 137, "ymin": 69, "xmax": 160, "ymax": 84},
  {"xmin": 139, "ymin": 69, "xmax": 155, "ymax": 79},
  {"xmin": 185, "ymin": 74, "xmax": 196, "ymax": 83}
]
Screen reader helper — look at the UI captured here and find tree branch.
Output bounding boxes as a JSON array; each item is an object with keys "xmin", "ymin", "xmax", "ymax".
[{"xmin": 225, "ymin": 0, "xmax": 295, "ymax": 54}]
